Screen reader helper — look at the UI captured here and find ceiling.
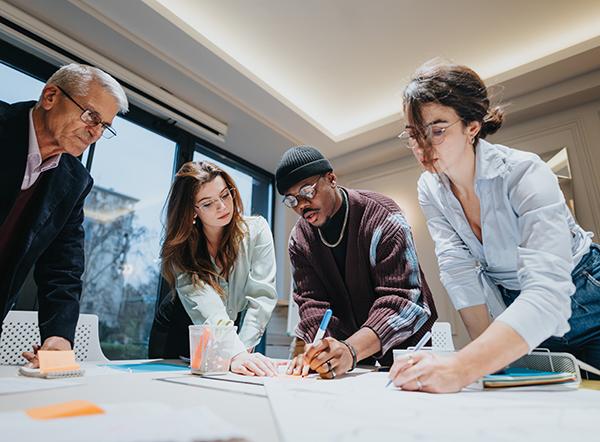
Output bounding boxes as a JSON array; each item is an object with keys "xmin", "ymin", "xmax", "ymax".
[
  {"xmin": 4, "ymin": 0, "xmax": 600, "ymax": 174},
  {"xmin": 148, "ymin": 0, "xmax": 600, "ymax": 138}
]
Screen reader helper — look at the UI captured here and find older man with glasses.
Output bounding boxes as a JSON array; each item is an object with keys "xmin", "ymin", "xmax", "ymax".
[
  {"xmin": 0, "ymin": 63, "xmax": 128, "ymax": 366},
  {"xmin": 276, "ymin": 145, "xmax": 438, "ymax": 378}
]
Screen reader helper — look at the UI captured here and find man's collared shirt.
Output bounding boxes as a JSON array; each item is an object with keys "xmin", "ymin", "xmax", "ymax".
[{"xmin": 21, "ymin": 109, "xmax": 61, "ymax": 190}]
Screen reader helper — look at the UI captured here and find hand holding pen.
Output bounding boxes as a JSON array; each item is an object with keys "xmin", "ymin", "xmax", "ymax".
[
  {"xmin": 386, "ymin": 331, "xmax": 432, "ymax": 388},
  {"xmin": 287, "ymin": 309, "xmax": 339, "ymax": 377},
  {"xmin": 301, "ymin": 308, "xmax": 332, "ymax": 377}
]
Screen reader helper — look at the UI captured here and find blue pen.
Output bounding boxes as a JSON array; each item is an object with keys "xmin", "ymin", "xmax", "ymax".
[
  {"xmin": 313, "ymin": 309, "xmax": 332, "ymax": 344},
  {"xmin": 386, "ymin": 330, "xmax": 432, "ymax": 388},
  {"xmin": 300, "ymin": 309, "xmax": 332, "ymax": 377}
]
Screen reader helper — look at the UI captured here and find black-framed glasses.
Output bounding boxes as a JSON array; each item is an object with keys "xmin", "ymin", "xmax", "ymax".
[
  {"xmin": 195, "ymin": 187, "xmax": 236, "ymax": 212},
  {"xmin": 398, "ymin": 119, "xmax": 461, "ymax": 149},
  {"xmin": 57, "ymin": 86, "xmax": 117, "ymax": 139},
  {"xmin": 282, "ymin": 176, "xmax": 323, "ymax": 208}
]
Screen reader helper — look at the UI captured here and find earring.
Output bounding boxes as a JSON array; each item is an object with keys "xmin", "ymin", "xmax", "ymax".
[{"xmin": 193, "ymin": 218, "xmax": 196, "ymax": 225}]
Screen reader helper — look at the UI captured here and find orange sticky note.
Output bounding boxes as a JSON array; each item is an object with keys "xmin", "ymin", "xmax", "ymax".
[
  {"xmin": 191, "ymin": 328, "xmax": 211, "ymax": 370},
  {"xmin": 26, "ymin": 400, "xmax": 104, "ymax": 420},
  {"xmin": 38, "ymin": 350, "xmax": 80, "ymax": 374}
]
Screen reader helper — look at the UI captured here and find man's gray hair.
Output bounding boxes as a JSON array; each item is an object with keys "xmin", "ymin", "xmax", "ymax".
[{"xmin": 46, "ymin": 63, "xmax": 129, "ymax": 113}]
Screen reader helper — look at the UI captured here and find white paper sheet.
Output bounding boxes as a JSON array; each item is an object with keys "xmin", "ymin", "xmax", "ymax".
[
  {"xmin": 0, "ymin": 402, "xmax": 249, "ymax": 442},
  {"xmin": 0, "ymin": 377, "xmax": 84, "ymax": 395},
  {"xmin": 157, "ymin": 374, "xmax": 267, "ymax": 397},
  {"xmin": 265, "ymin": 371, "xmax": 600, "ymax": 442},
  {"xmin": 154, "ymin": 365, "xmax": 333, "ymax": 396},
  {"xmin": 200, "ymin": 372, "xmax": 270, "ymax": 385},
  {"xmin": 77, "ymin": 363, "xmax": 123, "ymax": 377}
]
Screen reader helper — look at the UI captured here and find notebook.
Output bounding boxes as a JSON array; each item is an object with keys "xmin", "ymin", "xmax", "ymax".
[
  {"xmin": 18, "ymin": 366, "xmax": 85, "ymax": 379},
  {"xmin": 18, "ymin": 350, "xmax": 84, "ymax": 379},
  {"xmin": 483, "ymin": 367, "xmax": 576, "ymax": 388}
]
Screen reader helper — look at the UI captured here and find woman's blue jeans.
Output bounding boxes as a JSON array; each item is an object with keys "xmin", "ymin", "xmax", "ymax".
[{"xmin": 498, "ymin": 243, "xmax": 600, "ymax": 379}]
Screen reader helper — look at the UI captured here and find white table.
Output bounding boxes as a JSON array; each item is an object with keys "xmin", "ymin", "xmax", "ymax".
[{"xmin": 0, "ymin": 360, "xmax": 280, "ymax": 441}]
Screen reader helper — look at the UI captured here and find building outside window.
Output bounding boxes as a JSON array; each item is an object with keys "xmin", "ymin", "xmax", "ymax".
[{"xmin": 79, "ymin": 116, "xmax": 176, "ymax": 359}]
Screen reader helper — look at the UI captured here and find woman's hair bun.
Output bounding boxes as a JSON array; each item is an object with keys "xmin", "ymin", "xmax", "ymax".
[{"xmin": 480, "ymin": 106, "xmax": 504, "ymax": 138}]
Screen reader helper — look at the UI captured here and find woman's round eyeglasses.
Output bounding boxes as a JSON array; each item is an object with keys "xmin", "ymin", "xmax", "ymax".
[
  {"xmin": 195, "ymin": 188, "xmax": 236, "ymax": 212},
  {"xmin": 398, "ymin": 119, "xmax": 461, "ymax": 149}
]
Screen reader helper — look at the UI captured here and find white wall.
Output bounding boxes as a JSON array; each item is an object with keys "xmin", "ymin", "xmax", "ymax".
[
  {"xmin": 335, "ymin": 98, "xmax": 600, "ymax": 348},
  {"xmin": 274, "ymin": 202, "xmax": 298, "ymax": 302}
]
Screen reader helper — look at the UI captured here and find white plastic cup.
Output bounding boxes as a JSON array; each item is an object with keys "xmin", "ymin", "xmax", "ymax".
[
  {"xmin": 189, "ymin": 324, "xmax": 237, "ymax": 375},
  {"xmin": 189, "ymin": 325, "xmax": 210, "ymax": 373}
]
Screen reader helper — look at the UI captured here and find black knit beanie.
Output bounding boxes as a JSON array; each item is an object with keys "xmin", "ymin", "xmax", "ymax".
[{"xmin": 275, "ymin": 145, "xmax": 333, "ymax": 195}]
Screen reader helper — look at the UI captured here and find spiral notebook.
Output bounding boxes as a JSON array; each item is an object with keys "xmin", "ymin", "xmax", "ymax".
[
  {"xmin": 18, "ymin": 350, "xmax": 84, "ymax": 379},
  {"xmin": 482, "ymin": 367, "xmax": 576, "ymax": 388}
]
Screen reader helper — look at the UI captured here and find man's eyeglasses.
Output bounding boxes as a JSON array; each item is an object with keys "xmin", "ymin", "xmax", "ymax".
[
  {"xmin": 57, "ymin": 86, "xmax": 117, "ymax": 139},
  {"xmin": 398, "ymin": 119, "xmax": 461, "ymax": 149},
  {"xmin": 195, "ymin": 188, "xmax": 236, "ymax": 212},
  {"xmin": 283, "ymin": 176, "xmax": 323, "ymax": 209}
]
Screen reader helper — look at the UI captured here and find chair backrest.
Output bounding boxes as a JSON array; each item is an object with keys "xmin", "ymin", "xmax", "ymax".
[
  {"xmin": 431, "ymin": 321, "xmax": 455, "ymax": 351},
  {"xmin": 0, "ymin": 310, "xmax": 108, "ymax": 365}
]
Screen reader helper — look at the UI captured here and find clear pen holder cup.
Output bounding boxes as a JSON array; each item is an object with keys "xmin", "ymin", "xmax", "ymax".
[{"xmin": 189, "ymin": 324, "xmax": 237, "ymax": 375}]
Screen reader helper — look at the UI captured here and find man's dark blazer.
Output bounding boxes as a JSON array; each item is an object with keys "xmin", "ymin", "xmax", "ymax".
[{"xmin": 0, "ymin": 100, "xmax": 93, "ymax": 344}]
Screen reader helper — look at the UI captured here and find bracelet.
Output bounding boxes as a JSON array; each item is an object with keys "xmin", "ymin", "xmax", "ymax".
[{"xmin": 340, "ymin": 340, "xmax": 357, "ymax": 372}]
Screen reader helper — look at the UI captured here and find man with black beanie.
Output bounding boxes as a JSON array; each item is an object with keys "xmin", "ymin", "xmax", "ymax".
[{"xmin": 277, "ymin": 145, "xmax": 437, "ymax": 379}]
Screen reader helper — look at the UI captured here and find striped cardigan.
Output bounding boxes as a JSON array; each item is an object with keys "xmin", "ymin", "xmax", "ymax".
[{"xmin": 289, "ymin": 188, "xmax": 437, "ymax": 364}]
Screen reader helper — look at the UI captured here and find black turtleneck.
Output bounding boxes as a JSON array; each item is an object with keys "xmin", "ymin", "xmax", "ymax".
[{"xmin": 319, "ymin": 188, "xmax": 348, "ymax": 278}]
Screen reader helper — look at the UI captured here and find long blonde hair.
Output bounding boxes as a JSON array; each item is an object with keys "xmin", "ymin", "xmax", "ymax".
[{"xmin": 161, "ymin": 161, "xmax": 246, "ymax": 297}]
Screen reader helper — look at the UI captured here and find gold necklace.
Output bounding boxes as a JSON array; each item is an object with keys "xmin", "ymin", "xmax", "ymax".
[{"xmin": 318, "ymin": 189, "xmax": 349, "ymax": 248}]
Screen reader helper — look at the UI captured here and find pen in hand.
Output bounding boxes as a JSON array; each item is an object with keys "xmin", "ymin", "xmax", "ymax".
[
  {"xmin": 386, "ymin": 330, "xmax": 432, "ymax": 388},
  {"xmin": 301, "ymin": 308, "xmax": 332, "ymax": 377}
]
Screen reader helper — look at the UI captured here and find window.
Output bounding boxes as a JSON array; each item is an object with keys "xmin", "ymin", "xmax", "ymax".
[
  {"xmin": 0, "ymin": 61, "xmax": 43, "ymax": 102},
  {"xmin": 80, "ymin": 117, "xmax": 176, "ymax": 359}
]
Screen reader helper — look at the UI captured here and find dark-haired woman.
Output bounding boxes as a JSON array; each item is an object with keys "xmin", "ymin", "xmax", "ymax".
[
  {"xmin": 159, "ymin": 161, "xmax": 278, "ymax": 376},
  {"xmin": 389, "ymin": 61, "xmax": 600, "ymax": 392}
]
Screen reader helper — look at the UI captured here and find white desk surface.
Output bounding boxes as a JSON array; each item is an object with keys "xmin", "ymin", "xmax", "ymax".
[{"xmin": 0, "ymin": 360, "xmax": 279, "ymax": 442}]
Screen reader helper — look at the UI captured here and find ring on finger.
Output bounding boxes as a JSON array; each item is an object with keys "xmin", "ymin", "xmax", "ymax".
[
  {"xmin": 416, "ymin": 378, "xmax": 423, "ymax": 391},
  {"xmin": 325, "ymin": 360, "xmax": 332, "ymax": 372},
  {"xmin": 330, "ymin": 369, "xmax": 336, "ymax": 379}
]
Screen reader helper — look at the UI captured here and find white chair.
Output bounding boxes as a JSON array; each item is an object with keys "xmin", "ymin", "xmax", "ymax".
[
  {"xmin": 431, "ymin": 321, "xmax": 455, "ymax": 351},
  {"xmin": 0, "ymin": 310, "xmax": 108, "ymax": 365}
]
